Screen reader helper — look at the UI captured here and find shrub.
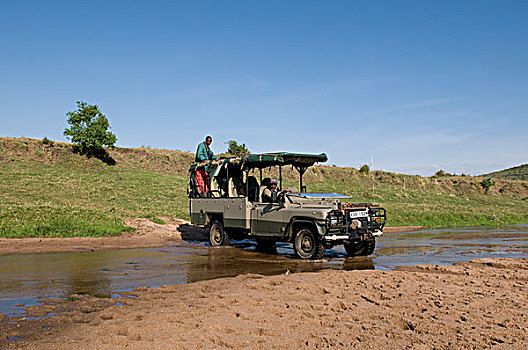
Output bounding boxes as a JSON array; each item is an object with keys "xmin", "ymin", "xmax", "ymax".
[
  {"xmin": 359, "ymin": 164, "xmax": 370, "ymax": 173},
  {"xmin": 41, "ymin": 137, "xmax": 54, "ymax": 146},
  {"xmin": 226, "ymin": 140, "xmax": 250, "ymax": 156},
  {"xmin": 64, "ymin": 101, "xmax": 117, "ymax": 155},
  {"xmin": 480, "ymin": 178, "xmax": 495, "ymax": 193},
  {"xmin": 434, "ymin": 170, "xmax": 455, "ymax": 177}
]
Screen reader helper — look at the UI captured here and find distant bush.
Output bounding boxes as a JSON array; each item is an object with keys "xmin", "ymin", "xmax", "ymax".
[
  {"xmin": 480, "ymin": 178, "xmax": 495, "ymax": 193},
  {"xmin": 64, "ymin": 101, "xmax": 117, "ymax": 155},
  {"xmin": 434, "ymin": 170, "xmax": 454, "ymax": 177},
  {"xmin": 41, "ymin": 137, "xmax": 54, "ymax": 146},
  {"xmin": 359, "ymin": 164, "xmax": 370, "ymax": 173},
  {"xmin": 226, "ymin": 140, "xmax": 250, "ymax": 156}
]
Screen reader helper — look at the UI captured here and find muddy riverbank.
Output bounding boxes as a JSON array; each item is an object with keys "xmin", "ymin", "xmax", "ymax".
[
  {"xmin": 1, "ymin": 225, "xmax": 527, "ymax": 321},
  {"xmin": 0, "ymin": 219, "xmax": 421, "ymax": 255},
  {"xmin": 0, "ymin": 218, "xmax": 203, "ymax": 255},
  {"xmin": 1, "ymin": 257, "xmax": 527, "ymax": 349}
]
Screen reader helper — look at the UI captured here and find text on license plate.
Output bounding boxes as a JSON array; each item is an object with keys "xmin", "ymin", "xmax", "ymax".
[{"xmin": 349, "ymin": 210, "xmax": 368, "ymax": 218}]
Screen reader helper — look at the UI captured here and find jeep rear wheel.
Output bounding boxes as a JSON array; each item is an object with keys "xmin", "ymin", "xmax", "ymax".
[
  {"xmin": 293, "ymin": 228, "xmax": 325, "ymax": 260},
  {"xmin": 209, "ymin": 220, "xmax": 230, "ymax": 246},
  {"xmin": 344, "ymin": 239, "xmax": 375, "ymax": 256}
]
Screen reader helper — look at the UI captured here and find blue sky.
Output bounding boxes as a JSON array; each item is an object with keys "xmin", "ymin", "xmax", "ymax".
[{"xmin": 1, "ymin": 1, "xmax": 526, "ymax": 176}]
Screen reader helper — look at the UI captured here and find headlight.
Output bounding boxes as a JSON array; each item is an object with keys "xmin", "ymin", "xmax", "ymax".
[{"xmin": 328, "ymin": 215, "xmax": 339, "ymax": 226}]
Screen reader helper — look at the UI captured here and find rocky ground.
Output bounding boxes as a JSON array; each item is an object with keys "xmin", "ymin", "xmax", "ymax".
[{"xmin": 1, "ymin": 257, "xmax": 526, "ymax": 349}]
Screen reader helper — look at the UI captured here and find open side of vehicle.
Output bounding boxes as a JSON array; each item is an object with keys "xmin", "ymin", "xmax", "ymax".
[{"xmin": 188, "ymin": 152, "xmax": 386, "ymax": 259}]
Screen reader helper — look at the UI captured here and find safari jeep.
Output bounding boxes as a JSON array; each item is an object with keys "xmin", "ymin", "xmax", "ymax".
[{"xmin": 188, "ymin": 152, "xmax": 386, "ymax": 259}]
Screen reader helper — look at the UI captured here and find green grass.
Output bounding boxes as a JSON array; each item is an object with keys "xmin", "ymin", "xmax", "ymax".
[
  {"xmin": 0, "ymin": 137, "xmax": 190, "ymax": 237},
  {"xmin": 0, "ymin": 161, "xmax": 188, "ymax": 237},
  {"xmin": 306, "ymin": 179, "xmax": 528, "ymax": 227},
  {"xmin": 270, "ymin": 166, "xmax": 528, "ymax": 228},
  {"xmin": 1, "ymin": 137, "xmax": 527, "ymax": 237},
  {"xmin": 484, "ymin": 163, "xmax": 528, "ymax": 180}
]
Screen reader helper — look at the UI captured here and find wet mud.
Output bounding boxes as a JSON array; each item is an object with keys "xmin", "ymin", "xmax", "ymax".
[
  {"xmin": 2, "ymin": 257, "xmax": 528, "ymax": 349},
  {"xmin": 1, "ymin": 225, "xmax": 527, "ymax": 321}
]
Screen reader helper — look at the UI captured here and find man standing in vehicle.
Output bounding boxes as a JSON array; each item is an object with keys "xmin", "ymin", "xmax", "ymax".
[
  {"xmin": 195, "ymin": 136, "xmax": 216, "ymax": 194},
  {"xmin": 262, "ymin": 178, "xmax": 290, "ymax": 203}
]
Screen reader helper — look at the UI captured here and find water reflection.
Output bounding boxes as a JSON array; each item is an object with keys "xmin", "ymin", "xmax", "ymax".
[{"xmin": 62, "ymin": 250, "xmax": 113, "ymax": 297}]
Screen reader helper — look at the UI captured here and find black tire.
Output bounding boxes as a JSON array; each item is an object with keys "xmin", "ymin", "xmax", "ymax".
[
  {"xmin": 293, "ymin": 227, "xmax": 325, "ymax": 260},
  {"xmin": 209, "ymin": 220, "xmax": 230, "ymax": 246},
  {"xmin": 344, "ymin": 238, "xmax": 376, "ymax": 256}
]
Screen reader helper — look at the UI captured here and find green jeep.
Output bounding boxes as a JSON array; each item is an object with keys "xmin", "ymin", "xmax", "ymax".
[{"xmin": 188, "ymin": 152, "xmax": 386, "ymax": 259}]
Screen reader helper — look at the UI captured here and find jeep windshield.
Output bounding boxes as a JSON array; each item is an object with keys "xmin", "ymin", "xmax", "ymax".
[{"xmin": 288, "ymin": 192, "xmax": 351, "ymax": 198}]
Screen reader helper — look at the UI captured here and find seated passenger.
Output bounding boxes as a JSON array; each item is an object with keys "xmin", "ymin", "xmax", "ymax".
[
  {"xmin": 246, "ymin": 176, "xmax": 259, "ymax": 202},
  {"xmin": 261, "ymin": 178, "xmax": 290, "ymax": 203},
  {"xmin": 231, "ymin": 177, "xmax": 246, "ymax": 197}
]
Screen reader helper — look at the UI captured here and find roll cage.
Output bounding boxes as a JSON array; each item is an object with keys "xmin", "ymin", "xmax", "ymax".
[{"xmin": 188, "ymin": 152, "xmax": 328, "ymax": 199}]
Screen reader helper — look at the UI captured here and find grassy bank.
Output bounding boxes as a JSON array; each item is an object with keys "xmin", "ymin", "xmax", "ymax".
[
  {"xmin": 0, "ymin": 138, "xmax": 191, "ymax": 237},
  {"xmin": 1, "ymin": 137, "xmax": 527, "ymax": 237}
]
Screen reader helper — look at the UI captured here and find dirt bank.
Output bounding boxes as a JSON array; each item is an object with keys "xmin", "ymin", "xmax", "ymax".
[
  {"xmin": 1, "ymin": 257, "xmax": 526, "ymax": 349},
  {"xmin": 383, "ymin": 226, "xmax": 423, "ymax": 233},
  {"xmin": 0, "ymin": 218, "xmax": 207, "ymax": 255},
  {"xmin": 0, "ymin": 220, "xmax": 420, "ymax": 255}
]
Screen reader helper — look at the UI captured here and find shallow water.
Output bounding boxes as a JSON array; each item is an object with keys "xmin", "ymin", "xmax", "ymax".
[{"xmin": 1, "ymin": 225, "xmax": 527, "ymax": 318}]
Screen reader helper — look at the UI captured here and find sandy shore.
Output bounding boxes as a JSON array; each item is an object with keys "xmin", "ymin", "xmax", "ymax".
[
  {"xmin": 0, "ymin": 221, "xmax": 422, "ymax": 255},
  {"xmin": 1, "ymin": 257, "xmax": 526, "ymax": 349}
]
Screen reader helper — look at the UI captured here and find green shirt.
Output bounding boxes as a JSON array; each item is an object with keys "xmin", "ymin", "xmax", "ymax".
[{"xmin": 195, "ymin": 142, "xmax": 216, "ymax": 162}]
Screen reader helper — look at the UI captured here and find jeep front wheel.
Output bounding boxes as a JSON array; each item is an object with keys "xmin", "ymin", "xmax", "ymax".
[
  {"xmin": 344, "ymin": 239, "xmax": 375, "ymax": 256},
  {"xmin": 209, "ymin": 220, "xmax": 230, "ymax": 246},
  {"xmin": 293, "ymin": 227, "xmax": 325, "ymax": 260}
]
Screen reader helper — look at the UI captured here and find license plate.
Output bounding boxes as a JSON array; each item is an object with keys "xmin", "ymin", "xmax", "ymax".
[{"xmin": 349, "ymin": 210, "xmax": 368, "ymax": 218}]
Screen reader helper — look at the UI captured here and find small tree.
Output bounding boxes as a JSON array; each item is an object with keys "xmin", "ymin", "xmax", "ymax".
[
  {"xmin": 64, "ymin": 101, "xmax": 117, "ymax": 155},
  {"xmin": 226, "ymin": 140, "xmax": 249, "ymax": 156},
  {"xmin": 359, "ymin": 164, "xmax": 370, "ymax": 173}
]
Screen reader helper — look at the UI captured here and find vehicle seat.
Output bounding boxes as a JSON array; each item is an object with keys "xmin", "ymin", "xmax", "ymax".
[
  {"xmin": 227, "ymin": 178, "xmax": 236, "ymax": 197},
  {"xmin": 247, "ymin": 176, "xmax": 259, "ymax": 202},
  {"xmin": 209, "ymin": 176, "xmax": 222, "ymax": 197},
  {"xmin": 228, "ymin": 177, "xmax": 244, "ymax": 197},
  {"xmin": 260, "ymin": 178, "xmax": 271, "ymax": 202}
]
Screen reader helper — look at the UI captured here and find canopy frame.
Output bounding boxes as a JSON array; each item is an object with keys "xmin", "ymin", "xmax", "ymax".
[{"xmin": 189, "ymin": 152, "xmax": 328, "ymax": 195}]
